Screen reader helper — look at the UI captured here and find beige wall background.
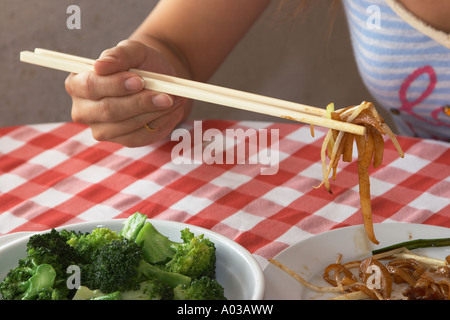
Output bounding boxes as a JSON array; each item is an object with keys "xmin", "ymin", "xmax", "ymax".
[{"xmin": 0, "ymin": 1, "xmax": 394, "ymax": 130}]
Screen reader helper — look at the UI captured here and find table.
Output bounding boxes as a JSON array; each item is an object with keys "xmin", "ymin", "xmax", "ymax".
[{"xmin": 0, "ymin": 120, "xmax": 449, "ymax": 268}]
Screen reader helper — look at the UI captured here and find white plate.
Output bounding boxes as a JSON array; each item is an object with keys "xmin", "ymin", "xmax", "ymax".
[
  {"xmin": 0, "ymin": 232, "xmax": 33, "ymax": 248},
  {"xmin": 0, "ymin": 219, "xmax": 265, "ymax": 300},
  {"xmin": 263, "ymin": 223, "xmax": 450, "ymax": 300}
]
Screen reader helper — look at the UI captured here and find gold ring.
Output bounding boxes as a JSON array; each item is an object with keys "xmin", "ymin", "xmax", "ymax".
[{"xmin": 144, "ymin": 123, "xmax": 158, "ymax": 132}]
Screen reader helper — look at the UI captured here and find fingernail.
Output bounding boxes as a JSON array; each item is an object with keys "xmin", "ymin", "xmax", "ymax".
[
  {"xmin": 125, "ymin": 77, "xmax": 144, "ymax": 91},
  {"xmin": 152, "ymin": 93, "xmax": 173, "ymax": 108}
]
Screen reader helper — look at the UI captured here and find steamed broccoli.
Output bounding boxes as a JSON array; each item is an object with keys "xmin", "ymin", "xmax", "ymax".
[
  {"xmin": 27, "ymin": 228, "xmax": 81, "ymax": 269},
  {"xmin": 66, "ymin": 227, "xmax": 121, "ymax": 262},
  {"xmin": 0, "ymin": 263, "xmax": 57, "ymax": 300},
  {"xmin": 125, "ymin": 212, "xmax": 216, "ymax": 279},
  {"xmin": 1, "ymin": 212, "xmax": 227, "ymax": 300},
  {"xmin": 173, "ymin": 276, "xmax": 226, "ymax": 300},
  {"xmin": 0, "ymin": 229, "xmax": 79, "ymax": 300},
  {"xmin": 80, "ymin": 238, "xmax": 144, "ymax": 293},
  {"xmin": 119, "ymin": 211, "xmax": 147, "ymax": 241},
  {"xmin": 121, "ymin": 279, "xmax": 173, "ymax": 300},
  {"xmin": 120, "ymin": 213, "xmax": 225, "ymax": 299},
  {"xmin": 70, "ymin": 214, "xmax": 215, "ymax": 298},
  {"xmin": 70, "ymin": 239, "xmax": 192, "ymax": 298},
  {"xmin": 165, "ymin": 229, "xmax": 216, "ymax": 279},
  {"xmin": 138, "ymin": 260, "xmax": 191, "ymax": 289},
  {"xmin": 73, "ymin": 226, "xmax": 191, "ymax": 293},
  {"xmin": 134, "ymin": 222, "xmax": 179, "ymax": 264},
  {"xmin": 74, "ymin": 279, "xmax": 173, "ymax": 300}
]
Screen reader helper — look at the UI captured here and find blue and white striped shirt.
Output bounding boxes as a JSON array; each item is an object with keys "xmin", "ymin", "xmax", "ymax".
[{"xmin": 342, "ymin": 0, "xmax": 450, "ymax": 141}]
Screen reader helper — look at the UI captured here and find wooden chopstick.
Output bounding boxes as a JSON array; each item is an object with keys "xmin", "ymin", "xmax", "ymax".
[
  {"xmin": 20, "ymin": 48, "xmax": 366, "ymax": 135},
  {"xmin": 34, "ymin": 49, "xmax": 327, "ymax": 117}
]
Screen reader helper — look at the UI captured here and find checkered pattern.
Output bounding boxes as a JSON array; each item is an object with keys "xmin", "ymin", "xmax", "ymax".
[{"xmin": 0, "ymin": 121, "xmax": 449, "ymax": 265}]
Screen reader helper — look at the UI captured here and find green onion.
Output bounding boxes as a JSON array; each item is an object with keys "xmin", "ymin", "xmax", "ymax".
[{"xmin": 372, "ymin": 237, "xmax": 450, "ymax": 255}]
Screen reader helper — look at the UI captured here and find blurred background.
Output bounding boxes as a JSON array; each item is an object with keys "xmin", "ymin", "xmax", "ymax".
[{"xmin": 0, "ymin": 0, "xmax": 394, "ymax": 130}]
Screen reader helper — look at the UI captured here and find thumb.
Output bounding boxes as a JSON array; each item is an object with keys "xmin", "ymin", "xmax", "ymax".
[{"xmin": 94, "ymin": 40, "xmax": 147, "ymax": 76}]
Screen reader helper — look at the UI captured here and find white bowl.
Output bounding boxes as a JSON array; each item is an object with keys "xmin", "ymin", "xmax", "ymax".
[{"xmin": 0, "ymin": 219, "xmax": 265, "ymax": 300}]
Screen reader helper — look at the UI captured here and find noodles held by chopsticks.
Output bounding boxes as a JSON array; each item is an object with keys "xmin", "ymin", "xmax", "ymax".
[{"xmin": 314, "ymin": 101, "xmax": 404, "ymax": 244}]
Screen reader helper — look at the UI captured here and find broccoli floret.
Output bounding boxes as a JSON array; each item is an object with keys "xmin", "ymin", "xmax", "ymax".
[
  {"xmin": 27, "ymin": 229, "xmax": 81, "ymax": 269},
  {"xmin": 21, "ymin": 264, "xmax": 56, "ymax": 300},
  {"xmin": 131, "ymin": 216, "xmax": 216, "ymax": 279},
  {"xmin": 73, "ymin": 279, "xmax": 173, "ymax": 300},
  {"xmin": 119, "ymin": 211, "xmax": 148, "ymax": 241},
  {"xmin": 165, "ymin": 229, "xmax": 216, "ymax": 279},
  {"xmin": 121, "ymin": 279, "xmax": 173, "ymax": 300},
  {"xmin": 121, "ymin": 212, "xmax": 179, "ymax": 264},
  {"xmin": 173, "ymin": 276, "xmax": 226, "ymax": 300},
  {"xmin": 135, "ymin": 222, "xmax": 178, "ymax": 264},
  {"xmin": 71, "ymin": 249, "xmax": 189, "ymax": 299},
  {"xmin": 67, "ymin": 227, "xmax": 121, "ymax": 262},
  {"xmin": 0, "ymin": 263, "xmax": 56, "ymax": 300},
  {"xmin": 81, "ymin": 238, "xmax": 143, "ymax": 293},
  {"xmin": 38, "ymin": 285, "xmax": 70, "ymax": 300},
  {"xmin": 0, "ymin": 229, "xmax": 79, "ymax": 300},
  {"xmin": 138, "ymin": 260, "xmax": 191, "ymax": 289}
]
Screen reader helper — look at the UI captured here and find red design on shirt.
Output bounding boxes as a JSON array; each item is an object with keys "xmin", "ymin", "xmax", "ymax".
[{"xmin": 399, "ymin": 65, "xmax": 449, "ymax": 128}]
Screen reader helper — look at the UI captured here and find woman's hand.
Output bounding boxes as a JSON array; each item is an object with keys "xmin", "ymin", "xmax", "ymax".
[
  {"xmin": 65, "ymin": 40, "xmax": 190, "ymax": 147},
  {"xmin": 65, "ymin": 0, "xmax": 270, "ymax": 147}
]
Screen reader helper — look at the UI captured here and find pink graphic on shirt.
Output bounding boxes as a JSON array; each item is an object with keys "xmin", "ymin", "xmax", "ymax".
[{"xmin": 399, "ymin": 65, "xmax": 449, "ymax": 128}]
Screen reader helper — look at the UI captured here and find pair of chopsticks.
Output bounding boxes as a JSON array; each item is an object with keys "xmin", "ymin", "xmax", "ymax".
[{"xmin": 20, "ymin": 48, "xmax": 366, "ymax": 135}]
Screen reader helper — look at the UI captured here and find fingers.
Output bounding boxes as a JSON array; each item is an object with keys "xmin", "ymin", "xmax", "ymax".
[
  {"xmin": 93, "ymin": 40, "xmax": 175, "ymax": 76},
  {"xmin": 66, "ymin": 39, "xmax": 173, "ymax": 101},
  {"xmin": 70, "ymin": 88, "xmax": 174, "ymax": 124},
  {"xmin": 64, "ymin": 40, "xmax": 184, "ymax": 147},
  {"xmin": 94, "ymin": 40, "xmax": 149, "ymax": 76},
  {"xmin": 65, "ymin": 71, "xmax": 145, "ymax": 101},
  {"xmin": 65, "ymin": 40, "xmax": 176, "ymax": 105},
  {"xmin": 89, "ymin": 100, "xmax": 186, "ymax": 148}
]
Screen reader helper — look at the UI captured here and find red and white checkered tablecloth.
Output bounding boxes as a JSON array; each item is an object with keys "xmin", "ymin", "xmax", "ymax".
[{"xmin": 0, "ymin": 120, "xmax": 449, "ymax": 266}]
